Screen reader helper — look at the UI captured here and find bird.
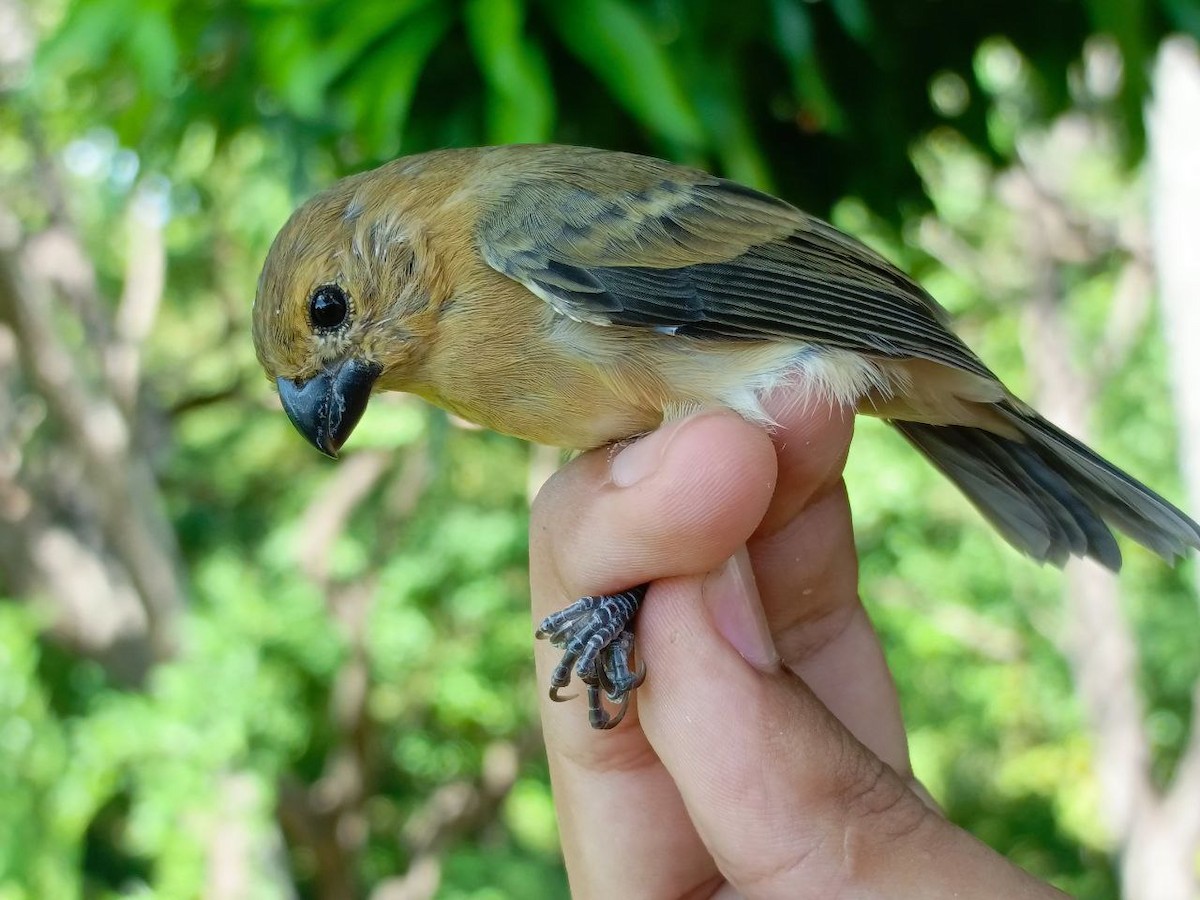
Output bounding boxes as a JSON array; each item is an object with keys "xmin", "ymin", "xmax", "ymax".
[{"xmin": 253, "ymin": 144, "xmax": 1200, "ymax": 729}]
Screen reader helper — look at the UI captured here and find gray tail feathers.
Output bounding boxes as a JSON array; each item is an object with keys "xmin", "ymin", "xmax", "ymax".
[{"xmin": 892, "ymin": 407, "xmax": 1200, "ymax": 571}]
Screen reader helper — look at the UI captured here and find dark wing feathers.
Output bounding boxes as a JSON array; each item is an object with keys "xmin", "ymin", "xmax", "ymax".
[
  {"xmin": 518, "ymin": 238, "xmax": 993, "ymax": 377},
  {"xmin": 478, "ymin": 167, "xmax": 994, "ymax": 379}
]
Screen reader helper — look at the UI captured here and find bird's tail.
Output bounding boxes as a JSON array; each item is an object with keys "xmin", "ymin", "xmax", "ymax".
[{"xmin": 891, "ymin": 406, "xmax": 1200, "ymax": 570}]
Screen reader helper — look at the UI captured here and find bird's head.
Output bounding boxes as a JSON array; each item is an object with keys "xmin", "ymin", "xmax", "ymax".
[{"xmin": 252, "ymin": 170, "xmax": 441, "ymax": 457}]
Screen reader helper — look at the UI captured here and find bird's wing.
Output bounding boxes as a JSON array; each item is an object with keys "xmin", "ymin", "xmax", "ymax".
[{"xmin": 475, "ymin": 154, "xmax": 994, "ymax": 380}]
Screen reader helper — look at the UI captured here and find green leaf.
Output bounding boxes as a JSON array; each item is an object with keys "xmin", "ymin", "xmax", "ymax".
[
  {"xmin": 340, "ymin": 3, "xmax": 454, "ymax": 157},
  {"xmin": 465, "ymin": 0, "xmax": 556, "ymax": 143},
  {"xmin": 255, "ymin": 13, "xmax": 323, "ymax": 118},
  {"xmin": 32, "ymin": 0, "xmax": 134, "ymax": 86},
  {"xmin": 1082, "ymin": 0, "xmax": 1150, "ymax": 154},
  {"xmin": 829, "ymin": 0, "xmax": 873, "ymax": 44},
  {"xmin": 1161, "ymin": 0, "xmax": 1200, "ymax": 37},
  {"xmin": 125, "ymin": 5, "xmax": 179, "ymax": 94},
  {"xmin": 769, "ymin": 0, "xmax": 846, "ymax": 134},
  {"xmin": 315, "ymin": 0, "xmax": 437, "ymax": 95},
  {"xmin": 692, "ymin": 65, "xmax": 773, "ymax": 189},
  {"xmin": 256, "ymin": 0, "xmax": 433, "ymax": 120},
  {"xmin": 545, "ymin": 0, "xmax": 704, "ymax": 149}
]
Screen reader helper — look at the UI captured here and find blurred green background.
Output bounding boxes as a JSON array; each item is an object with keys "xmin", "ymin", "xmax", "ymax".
[{"xmin": 2, "ymin": 0, "xmax": 1199, "ymax": 897}]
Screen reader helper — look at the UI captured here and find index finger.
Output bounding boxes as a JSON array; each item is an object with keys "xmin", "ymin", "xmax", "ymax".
[{"xmin": 530, "ymin": 411, "xmax": 778, "ymax": 896}]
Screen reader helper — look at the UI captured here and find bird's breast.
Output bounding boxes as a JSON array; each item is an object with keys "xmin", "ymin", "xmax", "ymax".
[{"xmin": 412, "ymin": 298, "xmax": 892, "ymax": 448}]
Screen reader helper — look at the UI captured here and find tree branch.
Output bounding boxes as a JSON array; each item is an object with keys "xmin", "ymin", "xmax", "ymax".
[{"xmin": 0, "ymin": 211, "xmax": 183, "ymax": 661}]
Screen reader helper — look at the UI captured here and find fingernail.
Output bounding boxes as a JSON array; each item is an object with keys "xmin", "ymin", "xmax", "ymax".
[
  {"xmin": 610, "ymin": 416, "xmax": 691, "ymax": 487},
  {"xmin": 702, "ymin": 547, "xmax": 779, "ymax": 672}
]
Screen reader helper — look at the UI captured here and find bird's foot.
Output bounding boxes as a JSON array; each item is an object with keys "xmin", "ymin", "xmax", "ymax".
[{"xmin": 536, "ymin": 584, "xmax": 647, "ymax": 729}]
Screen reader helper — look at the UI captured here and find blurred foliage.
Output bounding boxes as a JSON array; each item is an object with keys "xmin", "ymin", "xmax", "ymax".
[
  {"xmin": 27, "ymin": 0, "xmax": 1200, "ymax": 206},
  {"xmin": 2, "ymin": 0, "xmax": 1199, "ymax": 897}
]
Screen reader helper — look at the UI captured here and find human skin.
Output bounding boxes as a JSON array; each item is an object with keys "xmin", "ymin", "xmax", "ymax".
[{"xmin": 529, "ymin": 399, "xmax": 1067, "ymax": 899}]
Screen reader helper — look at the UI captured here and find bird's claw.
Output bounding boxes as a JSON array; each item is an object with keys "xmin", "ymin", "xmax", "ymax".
[
  {"xmin": 537, "ymin": 584, "xmax": 647, "ymax": 729},
  {"xmin": 586, "ymin": 682, "xmax": 630, "ymax": 730},
  {"xmin": 548, "ymin": 685, "xmax": 577, "ymax": 703}
]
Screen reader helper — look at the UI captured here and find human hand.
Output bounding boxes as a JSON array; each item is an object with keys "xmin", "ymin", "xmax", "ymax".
[{"xmin": 529, "ymin": 403, "xmax": 1066, "ymax": 899}]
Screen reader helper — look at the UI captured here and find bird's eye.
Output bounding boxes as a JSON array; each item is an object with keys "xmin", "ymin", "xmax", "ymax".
[{"xmin": 309, "ymin": 284, "xmax": 349, "ymax": 331}]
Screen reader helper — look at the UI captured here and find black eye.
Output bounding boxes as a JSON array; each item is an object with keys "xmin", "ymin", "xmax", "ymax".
[{"xmin": 309, "ymin": 284, "xmax": 349, "ymax": 331}]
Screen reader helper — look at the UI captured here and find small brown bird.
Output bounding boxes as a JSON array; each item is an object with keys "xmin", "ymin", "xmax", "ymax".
[{"xmin": 253, "ymin": 144, "xmax": 1200, "ymax": 728}]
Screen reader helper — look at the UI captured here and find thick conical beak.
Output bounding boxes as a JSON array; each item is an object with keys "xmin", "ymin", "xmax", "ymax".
[{"xmin": 276, "ymin": 359, "xmax": 382, "ymax": 458}]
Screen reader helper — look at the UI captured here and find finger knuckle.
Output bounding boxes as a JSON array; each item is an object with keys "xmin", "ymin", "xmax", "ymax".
[{"xmin": 828, "ymin": 734, "xmax": 933, "ymax": 854}]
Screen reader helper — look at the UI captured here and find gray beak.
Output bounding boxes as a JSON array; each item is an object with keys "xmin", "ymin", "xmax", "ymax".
[{"xmin": 276, "ymin": 359, "xmax": 382, "ymax": 458}]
